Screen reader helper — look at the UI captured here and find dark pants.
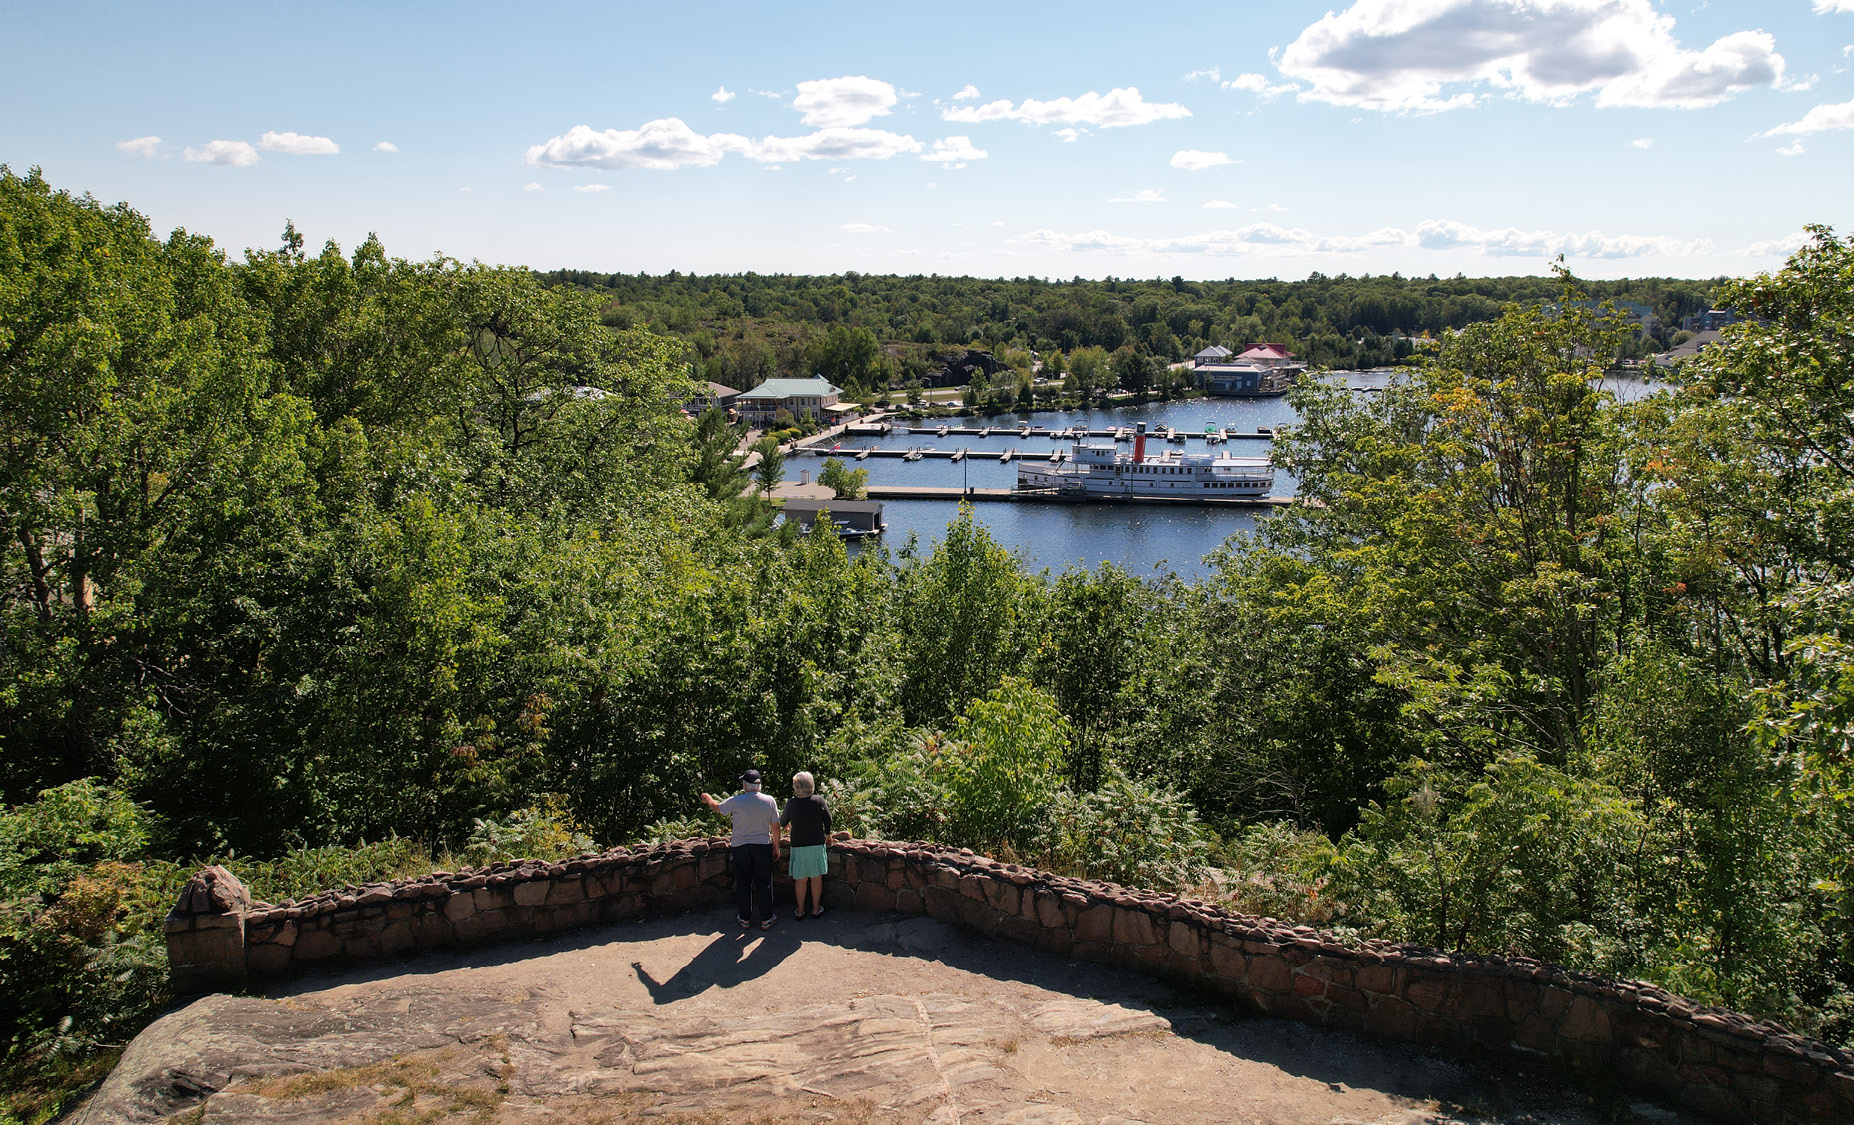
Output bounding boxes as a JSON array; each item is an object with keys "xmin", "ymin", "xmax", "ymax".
[{"xmin": 731, "ymin": 843, "xmax": 774, "ymax": 922}]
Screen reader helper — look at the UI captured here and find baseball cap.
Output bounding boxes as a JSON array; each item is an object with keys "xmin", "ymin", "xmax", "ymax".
[{"xmin": 739, "ymin": 769, "xmax": 762, "ymax": 785}]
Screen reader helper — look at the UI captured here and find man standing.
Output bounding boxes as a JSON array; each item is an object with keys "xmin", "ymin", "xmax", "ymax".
[{"xmin": 701, "ymin": 769, "xmax": 782, "ymax": 930}]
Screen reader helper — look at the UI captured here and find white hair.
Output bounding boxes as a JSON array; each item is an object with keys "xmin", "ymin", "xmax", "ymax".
[{"xmin": 792, "ymin": 770, "xmax": 815, "ymax": 797}]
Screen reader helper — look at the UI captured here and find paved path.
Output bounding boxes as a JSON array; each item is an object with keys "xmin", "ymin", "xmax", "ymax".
[{"xmin": 79, "ymin": 909, "xmax": 1693, "ymax": 1125}]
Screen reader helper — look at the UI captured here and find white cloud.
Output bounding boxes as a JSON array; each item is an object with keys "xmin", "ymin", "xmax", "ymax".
[
  {"xmin": 1277, "ymin": 0, "xmax": 1784, "ymax": 113},
  {"xmin": 793, "ymin": 76, "xmax": 897, "ymax": 127},
  {"xmin": 751, "ymin": 128, "xmax": 921, "ymax": 162},
  {"xmin": 1184, "ymin": 67, "xmax": 1222, "ymax": 83},
  {"xmin": 1778, "ymin": 141, "xmax": 1807, "ymax": 156},
  {"xmin": 1765, "ymin": 97, "xmax": 1854, "ymax": 135},
  {"xmin": 750, "ymin": 88, "xmax": 784, "ymax": 99},
  {"xmin": 525, "ymin": 120, "xmax": 753, "ymax": 169},
  {"xmin": 184, "ymin": 140, "xmax": 259, "ymax": 167},
  {"xmin": 1204, "ymin": 200, "xmax": 1238, "ymax": 209},
  {"xmin": 523, "ymin": 182, "xmax": 545, "ymax": 192},
  {"xmin": 573, "ymin": 183, "xmax": 612, "ymax": 192},
  {"xmin": 1747, "ymin": 231, "xmax": 1809, "ymax": 256},
  {"xmin": 1314, "ymin": 227, "xmax": 1419, "ymax": 252},
  {"xmin": 1223, "ymin": 72, "xmax": 1298, "ymax": 98},
  {"xmin": 373, "ymin": 141, "xmax": 398, "ymax": 153},
  {"xmin": 526, "ymin": 114, "xmax": 931, "ymax": 170},
  {"xmin": 712, "ymin": 86, "xmax": 737, "ymax": 104},
  {"xmin": 841, "ymin": 222, "xmax": 890, "ymax": 234},
  {"xmin": 942, "ymin": 87, "xmax": 1191, "ymax": 128},
  {"xmin": 1265, "ymin": 203, "xmax": 1287, "ymax": 212},
  {"xmin": 259, "ymin": 131, "xmax": 339, "ymax": 155},
  {"xmin": 117, "ymin": 135, "xmax": 161, "ymax": 158},
  {"xmin": 1054, "ymin": 128, "xmax": 1085, "ymax": 143},
  {"xmin": 1631, "ymin": 136, "xmax": 1654, "ymax": 149},
  {"xmin": 1814, "ymin": 1, "xmax": 1854, "ymax": 12},
  {"xmin": 1171, "ymin": 149, "xmax": 1233, "ymax": 170},
  {"xmin": 1110, "ymin": 189, "xmax": 1166, "ymax": 204},
  {"xmin": 922, "ymin": 135, "xmax": 987, "ymax": 165},
  {"xmin": 1012, "ymin": 218, "xmax": 1703, "ymax": 259},
  {"xmin": 952, "ymin": 84, "xmax": 982, "ymax": 100},
  {"xmin": 1413, "ymin": 218, "xmax": 1706, "ymax": 258}
]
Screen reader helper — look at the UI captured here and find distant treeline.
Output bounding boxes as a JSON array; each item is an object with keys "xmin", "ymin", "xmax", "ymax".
[{"xmin": 538, "ymin": 267, "xmax": 1723, "ymax": 389}]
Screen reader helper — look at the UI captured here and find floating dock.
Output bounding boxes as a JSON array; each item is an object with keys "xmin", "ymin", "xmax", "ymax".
[
  {"xmin": 852, "ymin": 425, "xmax": 1272, "ymax": 442},
  {"xmin": 863, "ymin": 485, "xmax": 1292, "ymax": 508}
]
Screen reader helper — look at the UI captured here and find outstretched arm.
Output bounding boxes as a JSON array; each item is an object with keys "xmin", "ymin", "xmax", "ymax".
[{"xmin": 700, "ymin": 792, "xmax": 721, "ymax": 812}]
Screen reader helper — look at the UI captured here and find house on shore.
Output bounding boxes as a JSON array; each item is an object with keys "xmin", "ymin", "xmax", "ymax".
[
  {"xmin": 733, "ymin": 377, "xmax": 845, "ymax": 424},
  {"xmin": 1198, "ymin": 343, "xmax": 1303, "ymax": 397}
]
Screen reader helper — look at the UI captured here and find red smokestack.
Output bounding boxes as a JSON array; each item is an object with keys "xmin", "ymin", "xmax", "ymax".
[{"xmin": 1134, "ymin": 433, "xmax": 1146, "ymax": 463}]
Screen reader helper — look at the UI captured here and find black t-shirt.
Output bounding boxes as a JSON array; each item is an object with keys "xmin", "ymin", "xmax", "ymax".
[{"xmin": 779, "ymin": 794, "xmax": 832, "ymax": 848}]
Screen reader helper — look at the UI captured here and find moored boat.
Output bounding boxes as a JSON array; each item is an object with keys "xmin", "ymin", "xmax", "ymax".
[{"xmin": 1016, "ymin": 424, "xmax": 1273, "ymax": 498}]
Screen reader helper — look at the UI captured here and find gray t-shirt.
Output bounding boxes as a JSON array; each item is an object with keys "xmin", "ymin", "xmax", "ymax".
[{"xmin": 716, "ymin": 790, "xmax": 780, "ymax": 846}]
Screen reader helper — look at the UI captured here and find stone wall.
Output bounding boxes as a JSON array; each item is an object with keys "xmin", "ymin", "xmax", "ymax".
[{"xmin": 167, "ymin": 838, "xmax": 1854, "ymax": 1125}]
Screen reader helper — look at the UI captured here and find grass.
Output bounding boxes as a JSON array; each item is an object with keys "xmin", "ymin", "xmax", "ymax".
[
  {"xmin": 241, "ymin": 1048, "xmax": 506, "ymax": 1124},
  {"xmin": 0, "ymin": 1048, "xmax": 125, "ymax": 1125}
]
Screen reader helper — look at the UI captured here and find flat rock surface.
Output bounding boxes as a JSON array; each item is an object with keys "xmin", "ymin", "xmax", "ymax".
[{"xmin": 77, "ymin": 908, "xmax": 1696, "ymax": 1125}]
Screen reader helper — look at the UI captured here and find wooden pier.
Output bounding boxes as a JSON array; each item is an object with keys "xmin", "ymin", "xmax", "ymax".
[
  {"xmin": 840, "ymin": 424, "xmax": 1273, "ymax": 443},
  {"xmin": 863, "ymin": 485, "xmax": 1292, "ymax": 508}
]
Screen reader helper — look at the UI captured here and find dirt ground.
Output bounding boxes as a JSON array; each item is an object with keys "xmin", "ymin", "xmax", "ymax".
[{"xmin": 76, "ymin": 907, "xmax": 1701, "ymax": 1125}]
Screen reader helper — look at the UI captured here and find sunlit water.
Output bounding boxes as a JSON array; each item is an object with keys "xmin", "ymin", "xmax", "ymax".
[{"xmin": 799, "ymin": 371, "xmax": 1665, "ymax": 580}]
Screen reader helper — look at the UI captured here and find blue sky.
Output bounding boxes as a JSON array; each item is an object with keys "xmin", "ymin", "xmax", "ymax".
[{"xmin": 6, "ymin": 1, "xmax": 1852, "ymax": 280}]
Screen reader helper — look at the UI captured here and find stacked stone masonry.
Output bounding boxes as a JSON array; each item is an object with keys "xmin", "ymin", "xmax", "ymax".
[{"xmin": 166, "ymin": 838, "xmax": 1854, "ymax": 1125}]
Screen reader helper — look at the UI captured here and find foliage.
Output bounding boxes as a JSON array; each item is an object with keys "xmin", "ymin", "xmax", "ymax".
[
  {"xmin": 460, "ymin": 799, "xmax": 594, "ymax": 866},
  {"xmin": 751, "ymin": 434, "xmax": 785, "ymax": 494},
  {"xmin": 817, "ymin": 457, "xmax": 869, "ymax": 501},
  {"xmin": 216, "ymin": 839, "xmax": 439, "ymax": 903},
  {"xmin": 539, "ymin": 264, "xmax": 1712, "ymax": 383},
  {"xmin": 1212, "ymin": 820, "xmax": 1341, "ymax": 926},
  {"xmin": 1031, "ymin": 764, "xmax": 1211, "ymax": 891},
  {"xmin": 858, "ymin": 679, "xmax": 1069, "ymax": 852},
  {"xmin": 1327, "ymin": 754, "xmax": 1643, "ymax": 965},
  {"xmin": 0, "ymin": 781, "xmax": 174, "ymax": 1119}
]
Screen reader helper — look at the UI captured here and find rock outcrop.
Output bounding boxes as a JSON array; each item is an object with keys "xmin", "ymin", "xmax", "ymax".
[{"xmin": 152, "ymin": 838, "xmax": 1854, "ymax": 1125}]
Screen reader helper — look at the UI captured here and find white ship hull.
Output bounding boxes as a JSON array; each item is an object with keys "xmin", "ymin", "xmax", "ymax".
[{"xmin": 1017, "ymin": 442, "xmax": 1274, "ymax": 498}]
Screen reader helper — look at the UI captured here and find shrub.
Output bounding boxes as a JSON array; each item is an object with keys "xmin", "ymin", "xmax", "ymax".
[
  {"xmin": 632, "ymin": 813, "xmax": 726, "ymax": 844},
  {"xmin": 0, "ymin": 781, "xmax": 177, "ymax": 1122},
  {"xmin": 218, "ymin": 838, "xmax": 437, "ymax": 902},
  {"xmin": 460, "ymin": 798, "xmax": 595, "ymax": 867},
  {"xmin": 1032, "ymin": 764, "xmax": 1211, "ymax": 891},
  {"xmin": 1325, "ymin": 754, "xmax": 1642, "ymax": 962},
  {"xmin": 1210, "ymin": 820, "xmax": 1341, "ymax": 925}
]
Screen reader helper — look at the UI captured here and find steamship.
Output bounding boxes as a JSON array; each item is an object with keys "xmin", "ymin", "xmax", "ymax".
[{"xmin": 1015, "ymin": 423, "xmax": 1275, "ymax": 499}]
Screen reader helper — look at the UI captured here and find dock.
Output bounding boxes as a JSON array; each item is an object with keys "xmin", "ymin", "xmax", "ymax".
[
  {"xmin": 863, "ymin": 485, "xmax": 1293, "ymax": 508},
  {"xmin": 866, "ymin": 425, "xmax": 1271, "ymax": 442}
]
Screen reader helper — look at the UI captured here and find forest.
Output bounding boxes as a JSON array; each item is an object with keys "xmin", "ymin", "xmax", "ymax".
[
  {"xmin": 2, "ymin": 166, "xmax": 1851, "ymax": 1121},
  {"xmin": 541, "ymin": 262, "xmax": 1721, "ymax": 395}
]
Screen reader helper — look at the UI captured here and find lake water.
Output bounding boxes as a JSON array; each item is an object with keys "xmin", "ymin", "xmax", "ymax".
[{"xmin": 798, "ymin": 371, "xmax": 1663, "ymax": 580}]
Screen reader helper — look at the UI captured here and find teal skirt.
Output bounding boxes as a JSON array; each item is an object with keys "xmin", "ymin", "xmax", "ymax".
[{"xmin": 788, "ymin": 844, "xmax": 828, "ymax": 880}]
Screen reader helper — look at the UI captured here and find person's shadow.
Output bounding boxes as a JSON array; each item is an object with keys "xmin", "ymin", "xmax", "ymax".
[{"xmin": 632, "ymin": 928, "xmax": 801, "ymax": 1004}]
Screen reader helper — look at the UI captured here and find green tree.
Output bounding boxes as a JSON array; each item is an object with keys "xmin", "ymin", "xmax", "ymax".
[
  {"xmin": 751, "ymin": 435, "xmax": 785, "ymax": 494},
  {"xmin": 817, "ymin": 457, "xmax": 868, "ymax": 500},
  {"xmin": 893, "ymin": 506, "xmax": 1040, "ymax": 723},
  {"xmin": 689, "ymin": 406, "xmax": 750, "ymax": 501}
]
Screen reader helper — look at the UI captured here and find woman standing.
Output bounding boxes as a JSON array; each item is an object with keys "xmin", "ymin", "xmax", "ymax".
[{"xmin": 781, "ymin": 771, "xmax": 832, "ymax": 919}]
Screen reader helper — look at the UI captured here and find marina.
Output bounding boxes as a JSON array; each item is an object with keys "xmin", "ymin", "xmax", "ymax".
[{"xmin": 781, "ymin": 372, "xmax": 1663, "ymax": 577}]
